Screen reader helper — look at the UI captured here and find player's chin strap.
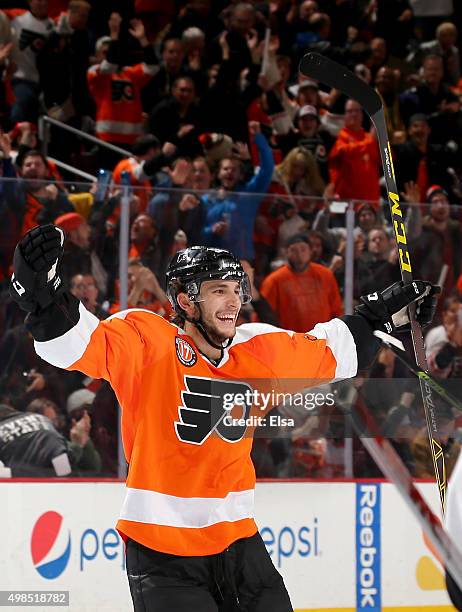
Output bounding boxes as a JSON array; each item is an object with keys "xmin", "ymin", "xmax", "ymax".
[{"xmin": 184, "ymin": 304, "xmax": 232, "ymax": 359}]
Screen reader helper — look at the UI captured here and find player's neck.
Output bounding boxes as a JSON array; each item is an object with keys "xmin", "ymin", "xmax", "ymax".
[{"xmin": 183, "ymin": 322, "xmax": 223, "ymax": 361}]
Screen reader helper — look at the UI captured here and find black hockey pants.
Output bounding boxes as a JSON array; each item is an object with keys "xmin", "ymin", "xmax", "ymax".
[{"xmin": 126, "ymin": 532, "xmax": 293, "ymax": 611}]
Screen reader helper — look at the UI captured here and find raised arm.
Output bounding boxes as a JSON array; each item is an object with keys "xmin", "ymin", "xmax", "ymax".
[
  {"xmin": 245, "ymin": 122, "xmax": 275, "ymax": 195},
  {"xmin": 255, "ymin": 280, "xmax": 439, "ymax": 383},
  {"xmin": 8, "ymin": 226, "xmax": 170, "ymax": 394}
]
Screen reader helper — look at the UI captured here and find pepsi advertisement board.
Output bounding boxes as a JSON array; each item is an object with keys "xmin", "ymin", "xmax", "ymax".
[{"xmin": 0, "ymin": 481, "xmax": 455, "ymax": 611}]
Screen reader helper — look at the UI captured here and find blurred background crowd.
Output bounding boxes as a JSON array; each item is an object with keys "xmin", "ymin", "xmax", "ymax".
[{"xmin": 1, "ymin": 0, "xmax": 462, "ymax": 479}]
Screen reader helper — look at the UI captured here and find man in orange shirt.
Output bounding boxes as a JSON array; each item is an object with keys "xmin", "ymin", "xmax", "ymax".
[
  {"xmin": 87, "ymin": 14, "xmax": 158, "ymax": 149},
  {"xmin": 260, "ymin": 234, "xmax": 343, "ymax": 332},
  {"xmin": 9, "ymin": 225, "xmax": 438, "ymax": 611},
  {"xmin": 328, "ymin": 99, "xmax": 381, "ymax": 207}
]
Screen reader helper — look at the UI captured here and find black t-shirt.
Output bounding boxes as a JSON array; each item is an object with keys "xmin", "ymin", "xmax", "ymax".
[{"xmin": 0, "ymin": 411, "xmax": 69, "ymax": 477}]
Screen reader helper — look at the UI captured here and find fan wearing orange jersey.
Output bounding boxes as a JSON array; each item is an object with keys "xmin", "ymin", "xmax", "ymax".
[
  {"xmin": 9, "ymin": 226, "xmax": 439, "ymax": 611},
  {"xmin": 260, "ymin": 233, "xmax": 343, "ymax": 333},
  {"xmin": 87, "ymin": 14, "xmax": 158, "ymax": 146}
]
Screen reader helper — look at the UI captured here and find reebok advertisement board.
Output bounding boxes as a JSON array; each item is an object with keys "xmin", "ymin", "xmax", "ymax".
[{"xmin": 0, "ymin": 481, "xmax": 455, "ymax": 611}]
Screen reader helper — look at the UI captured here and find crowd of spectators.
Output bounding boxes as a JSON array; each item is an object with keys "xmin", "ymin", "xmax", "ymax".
[{"xmin": 1, "ymin": 0, "xmax": 462, "ymax": 479}]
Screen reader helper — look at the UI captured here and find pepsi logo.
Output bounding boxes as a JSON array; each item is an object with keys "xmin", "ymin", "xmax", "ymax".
[
  {"xmin": 175, "ymin": 337, "xmax": 197, "ymax": 367},
  {"xmin": 31, "ymin": 511, "xmax": 71, "ymax": 579}
]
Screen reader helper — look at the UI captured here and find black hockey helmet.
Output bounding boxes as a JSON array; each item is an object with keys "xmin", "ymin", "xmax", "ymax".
[{"xmin": 166, "ymin": 246, "xmax": 252, "ymax": 317}]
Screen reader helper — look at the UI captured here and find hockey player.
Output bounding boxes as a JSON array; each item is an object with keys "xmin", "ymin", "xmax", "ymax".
[{"xmin": 9, "ymin": 225, "xmax": 438, "ymax": 611}]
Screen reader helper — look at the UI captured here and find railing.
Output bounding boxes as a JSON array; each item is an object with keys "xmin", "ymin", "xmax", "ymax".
[
  {"xmin": 39, "ymin": 116, "xmax": 132, "ymax": 158},
  {"xmin": 47, "ymin": 156, "xmax": 97, "ymax": 182}
]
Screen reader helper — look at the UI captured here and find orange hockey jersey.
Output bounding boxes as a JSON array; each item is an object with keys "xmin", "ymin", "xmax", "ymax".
[
  {"xmin": 87, "ymin": 62, "xmax": 157, "ymax": 145},
  {"xmin": 34, "ymin": 303, "xmax": 360, "ymax": 556}
]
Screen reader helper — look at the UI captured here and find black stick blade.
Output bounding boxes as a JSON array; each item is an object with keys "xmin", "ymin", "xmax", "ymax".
[{"xmin": 299, "ymin": 53, "xmax": 382, "ymax": 117}]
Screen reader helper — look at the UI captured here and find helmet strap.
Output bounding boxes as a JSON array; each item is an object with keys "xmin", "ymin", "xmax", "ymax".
[{"xmin": 183, "ymin": 304, "xmax": 232, "ymax": 359}]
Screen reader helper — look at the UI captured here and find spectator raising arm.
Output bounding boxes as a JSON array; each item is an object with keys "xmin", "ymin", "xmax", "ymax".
[
  {"xmin": 245, "ymin": 122, "xmax": 275, "ymax": 195},
  {"xmin": 87, "ymin": 15, "xmax": 159, "ymax": 147}
]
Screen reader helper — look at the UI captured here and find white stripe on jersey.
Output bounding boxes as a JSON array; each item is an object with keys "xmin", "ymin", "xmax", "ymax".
[
  {"xmin": 308, "ymin": 318, "xmax": 358, "ymax": 379},
  {"xmin": 119, "ymin": 486, "xmax": 254, "ymax": 528},
  {"xmin": 34, "ymin": 302, "xmax": 100, "ymax": 369}
]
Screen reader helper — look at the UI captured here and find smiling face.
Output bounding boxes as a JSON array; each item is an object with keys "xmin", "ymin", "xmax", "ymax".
[
  {"xmin": 180, "ymin": 279, "xmax": 242, "ymax": 345},
  {"xmin": 198, "ymin": 280, "xmax": 242, "ymax": 343}
]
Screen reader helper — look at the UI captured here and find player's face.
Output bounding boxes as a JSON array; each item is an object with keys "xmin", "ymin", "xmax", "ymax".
[{"xmin": 199, "ymin": 280, "xmax": 242, "ymax": 342}]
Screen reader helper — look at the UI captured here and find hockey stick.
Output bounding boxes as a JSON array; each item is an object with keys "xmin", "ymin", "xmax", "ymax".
[
  {"xmin": 299, "ymin": 52, "xmax": 447, "ymax": 515},
  {"xmin": 374, "ymin": 330, "xmax": 462, "ymax": 414},
  {"xmin": 339, "ymin": 383, "xmax": 462, "ymax": 594}
]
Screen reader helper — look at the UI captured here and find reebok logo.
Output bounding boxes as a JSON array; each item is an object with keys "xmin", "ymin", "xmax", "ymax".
[{"xmin": 356, "ymin": 484, "xmax": 381, "ymax": 610}]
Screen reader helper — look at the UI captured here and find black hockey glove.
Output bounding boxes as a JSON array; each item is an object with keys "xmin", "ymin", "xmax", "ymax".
[
  {"xmin": 9, "ymin": 224, "xmax": 66, "ymax": 312},
  {"xmin": 355, "ymin": 280, "xmax": 440, "ymax": 334}
]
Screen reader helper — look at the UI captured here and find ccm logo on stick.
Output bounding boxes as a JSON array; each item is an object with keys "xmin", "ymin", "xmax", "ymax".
[
  {"xmin": 356, "ymin": 484, "xmax": 381, "ymax": 610},
  {"xmin": 389, "ymin": 192, "xmax": 412, "ymax": 273}
]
